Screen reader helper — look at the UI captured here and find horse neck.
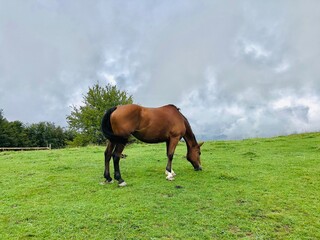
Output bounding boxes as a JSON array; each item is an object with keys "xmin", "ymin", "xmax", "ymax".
[{"xmin": 182, "ymin": 118, "xmax": 198, "ymax": 151}]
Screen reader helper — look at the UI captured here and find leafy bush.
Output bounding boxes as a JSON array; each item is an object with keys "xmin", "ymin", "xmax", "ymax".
[{"xmin": 67, "ymin": 83, "xmax": 133, "ymax": 146}]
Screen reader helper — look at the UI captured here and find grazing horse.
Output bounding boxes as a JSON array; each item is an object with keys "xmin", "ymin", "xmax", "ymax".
[{"xmin": 101, "ymin": 104, "xmax": 203, "ymax": 186}]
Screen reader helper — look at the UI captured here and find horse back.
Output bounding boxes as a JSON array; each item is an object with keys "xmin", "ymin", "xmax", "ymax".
[
  {"xmin": 143, "ymin": 105, "xmax": 185, "ymax": 130},
  {"xmin": 111, "ymin": 104, "xmax": 186, "ymax": 143},
  {"xmin": 139, "ymin": 105, "xmax": 186, "ymax": 142}
]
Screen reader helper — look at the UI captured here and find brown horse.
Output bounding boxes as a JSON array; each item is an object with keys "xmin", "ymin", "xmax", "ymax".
[{"xmin": 101, "ymin": 104, "xmax": 203, "ymax": 186}]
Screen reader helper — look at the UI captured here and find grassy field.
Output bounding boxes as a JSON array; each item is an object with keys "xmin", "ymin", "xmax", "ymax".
[{"xmin": 1, "ymin": 132, "xmax": 320, "ymax": 239}]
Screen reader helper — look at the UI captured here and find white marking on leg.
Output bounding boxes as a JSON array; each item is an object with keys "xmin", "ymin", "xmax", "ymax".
[
  {"xmin": 165, "ymin": 170, "xmax": 176, "ymax": 176},
  {"xmin": 165, "ymin": 170, "xmax": 175, "ymax": 181},
  {"xmin": 165, "ymin": 170, "xmax": 176, "ymax": 177}
]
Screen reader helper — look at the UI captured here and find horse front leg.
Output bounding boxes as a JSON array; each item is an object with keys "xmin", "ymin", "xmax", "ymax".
[
  {"xmin": 113, "ymin": 143, "xmax": 127, "ymax": 187},
  {"xmin": 165, "ymin": 137, "xmax": 179, "ymax": 181},
  {"xmin": 104, "ymin": 141, "xmax": 115, "ymax": 183}
]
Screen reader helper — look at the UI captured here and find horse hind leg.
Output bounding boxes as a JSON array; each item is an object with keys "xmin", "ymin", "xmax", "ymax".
[
  {"xmin": 113, "ymin": 143, "xmax": 127, "ymax": 187},
  {"xmin": 103, "ymin": 141, "xmax": 115, "ymax": 184}
]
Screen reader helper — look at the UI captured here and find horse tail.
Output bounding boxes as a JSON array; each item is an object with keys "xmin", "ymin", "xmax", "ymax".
[{"xmin": 101, "ymin": 107, "xmax": 128, "ymax": 145}]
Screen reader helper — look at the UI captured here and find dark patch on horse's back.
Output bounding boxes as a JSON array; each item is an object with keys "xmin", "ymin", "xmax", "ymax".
[
  {"xmin": 101, "ymin": 106, "xmax": 128, "ymax": 144},
  {"xmin": 167, "ymin": 104, "xmax": 181, "ymax": 111}
]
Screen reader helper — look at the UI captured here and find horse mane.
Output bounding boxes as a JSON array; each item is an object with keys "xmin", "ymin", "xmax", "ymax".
[
  {"xmin": 182, "ymin": 115, "xmax": 197, "ymax": 144},
  {"xmin": 170, "ymin": 105, "xmax": 197, "ymax": 145}
]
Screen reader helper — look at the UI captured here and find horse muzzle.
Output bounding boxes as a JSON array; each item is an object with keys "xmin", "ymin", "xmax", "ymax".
[{"xmin": 194, "ymin": 166, "xmax": 202, "ymax": 171}]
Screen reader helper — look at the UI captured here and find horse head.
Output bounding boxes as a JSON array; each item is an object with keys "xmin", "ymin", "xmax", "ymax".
[{"xmin": 187, "ymin": 142, "xmax": 204, "ymax": 171}]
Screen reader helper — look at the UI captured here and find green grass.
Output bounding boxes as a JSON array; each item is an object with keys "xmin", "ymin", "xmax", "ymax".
[{"xmin": 1, "ymin": 132, "xmax": 320, "ymax": 239}]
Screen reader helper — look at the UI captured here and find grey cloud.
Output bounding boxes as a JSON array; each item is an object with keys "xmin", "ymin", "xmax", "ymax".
[{"xmin": 1, "ymin": 1, "xmax": 319, "ymax": 139}]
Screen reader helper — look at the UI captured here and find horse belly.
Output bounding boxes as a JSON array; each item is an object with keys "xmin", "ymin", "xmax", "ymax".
[{"xmin": 132, "ymin": 130, "xmax": 169, "ymax": 143}]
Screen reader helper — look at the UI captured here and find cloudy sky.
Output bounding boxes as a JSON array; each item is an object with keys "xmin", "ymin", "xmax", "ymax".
[{"xmin": 1, "ymin": 1, "xmax": 320, "ymax": 140}]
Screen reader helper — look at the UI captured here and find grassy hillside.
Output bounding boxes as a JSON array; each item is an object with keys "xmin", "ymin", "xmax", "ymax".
[{"xmin": 1, "ymin": 132, "xmax": 319, "ymax": 239}]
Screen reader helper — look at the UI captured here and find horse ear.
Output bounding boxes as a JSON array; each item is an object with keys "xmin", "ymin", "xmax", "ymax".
[{"xmin": 198, "ymin": 142, "xmax": 204, "ymax": 147}]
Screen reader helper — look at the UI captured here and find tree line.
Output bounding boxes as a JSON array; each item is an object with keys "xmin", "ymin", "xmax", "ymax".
[
  {"xmin": 0, "ymin": 83, "xmax": 133, "ymax": 148},
  {"xmin": 0, "ymin": 111, "xmax": 73, "ymax": 148}
]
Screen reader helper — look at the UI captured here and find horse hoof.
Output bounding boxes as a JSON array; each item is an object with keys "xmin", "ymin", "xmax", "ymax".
[
  {"xmin": 166, "ymin": 175, "xmax": 175, "ymax": 181},
  {"xmin": 118, "ymin": 181, "xmax": 127, "ymax": 187},
  {"xmin": 100, "ymin": 180, "xmax": 113, "ymax": 185}
]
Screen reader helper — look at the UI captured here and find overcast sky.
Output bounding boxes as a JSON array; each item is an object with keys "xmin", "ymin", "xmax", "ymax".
[{"xmin": 1, "ymin": 1, "xmax": 320, "ymax": 140}]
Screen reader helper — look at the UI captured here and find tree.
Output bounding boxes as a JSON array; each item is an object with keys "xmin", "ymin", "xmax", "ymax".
[
  {"xmin": 0, "ymin": 109, "xmax": 10, "ymax": 147},
  {"xmin": 67, "ymin": 83, "xmax": 133, "ymax": 146},
  {"xmin": 0, "ymin": 109, "xmax": 72, "ymax": 148},
  {"xmin": 26, "ymin": 122, "xmax": 68, "ymax": 148},
  {"xmin": 0, "ymin": 112, "xmax": 26, "ymax": 147},
  {"xmin": 6, "ymin": 121, "xmax": 30, "ymax": 147},
  {"xmin": 0, "ymin": 110, "xmax": 28, "ymax": 147}
]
